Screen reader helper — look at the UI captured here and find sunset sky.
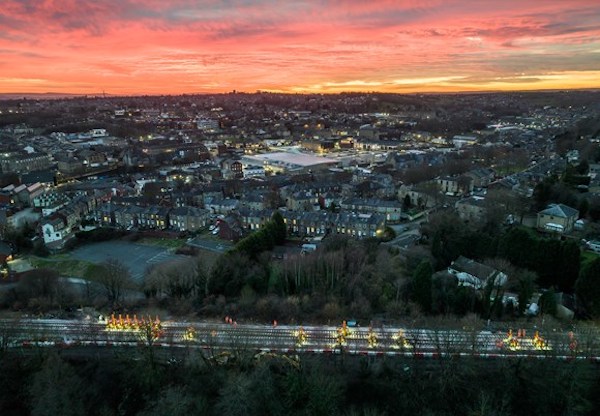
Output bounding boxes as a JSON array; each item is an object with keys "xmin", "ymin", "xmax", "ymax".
[{"xmin": 1, "ymin": 0, "xmax": 599, "ymax": 95}]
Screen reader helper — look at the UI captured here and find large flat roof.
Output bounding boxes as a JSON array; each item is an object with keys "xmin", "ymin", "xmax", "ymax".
[{"xmin": 243, "ymin": 152, "xmax": 337, "ymax": 168}]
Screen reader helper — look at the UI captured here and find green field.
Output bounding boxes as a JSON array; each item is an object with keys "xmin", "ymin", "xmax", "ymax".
[
  {"xmin": 28, "ymin": 256, "xmax": 94, "ymax": 277},
  {"xmin": 581, "ymin": 250, "xmax": 600, "ymax": 267},
  {"xmin": 136, "ymin": 237, "xmax": 187, "ymax": 249}
]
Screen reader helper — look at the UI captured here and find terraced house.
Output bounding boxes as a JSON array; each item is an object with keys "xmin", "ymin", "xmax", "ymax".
[
  {"xmin": 169, "ymin": 206, "xmax": 210, "ymax": 232},
  {"xmin": 282, "ymin": 211, "xmax": 385, "ymax": 238},
  {"xmin": 340, "ymin": 197, "xmax": 402, "ymax": 223}
]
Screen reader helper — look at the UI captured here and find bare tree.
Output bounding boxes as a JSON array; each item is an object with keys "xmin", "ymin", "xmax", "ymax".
[
  {"xmin": 90, "ymin": 259, "xmax": 134, "ymax": 307},
  {"xmin": 17, "ymin": 268, "xmax": 60, "ymax": 304},
  {"xmin": 15, "ymin": 268, "xmax": 75, "ymax": 312},
  {"xmin": 143, "ymin": 254, "xmax": 211, "ymax": 300},
  {"xmin": 485, "ymin": 188, "xmax": 530, "ymax": 226},
  {"xmin": 457, "ymin": 175, "xmax": 473, "ymax": 195},
  {"xmin": 481, "ymin": 257, "xmax": 516, "ymax": 319},
  {"xmin": 418, "ymin": 180, "xmax": 445, "ymax": 208},
  {"xmin": 142, "ymin": 263, "xmax": 165, "ymax": 299}
]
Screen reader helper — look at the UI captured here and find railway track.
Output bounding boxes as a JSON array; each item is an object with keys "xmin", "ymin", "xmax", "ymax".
[{"xmin": 1, "ymin": 318, "xmax": 599, "ymax": 360}]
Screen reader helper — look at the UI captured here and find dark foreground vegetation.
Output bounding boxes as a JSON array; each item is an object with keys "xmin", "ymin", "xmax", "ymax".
[
  {"xmin": 4, "ymin": 215, "xmax": 600, "ymax": 323},
  {"xmin": 1, "ymin": 347, "xmax": 599, "ymax": 416}
]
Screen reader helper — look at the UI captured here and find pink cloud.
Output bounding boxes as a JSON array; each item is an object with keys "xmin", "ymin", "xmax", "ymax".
[{"xmin": 0, "ymin": 0, "xmax": 599, "ymax": 94}]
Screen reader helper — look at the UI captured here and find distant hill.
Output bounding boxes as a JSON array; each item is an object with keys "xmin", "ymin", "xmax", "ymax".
[
  {"xmin": 0, "ymin": 92, "xmax": 107, "ymax": 100},
  {"xmin": 0, "ymin": 89, "xmax": 598, "ymax": 101}
]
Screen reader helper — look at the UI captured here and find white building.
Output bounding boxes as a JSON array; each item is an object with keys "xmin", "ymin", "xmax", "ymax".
[
  {"xmin": 41, "ymin": 216, "xmax": 71, "ymax": 246},
  {"xmin": 242, "ymin": 164, "xmax": 265, "ymax": 178},
  {"xmin": 452, "ymin": 135, "xmax": 478, "ymax": 148},
  {"xmin": 241, "ymin": 151, "xmax": 337, "ymax": 174}
]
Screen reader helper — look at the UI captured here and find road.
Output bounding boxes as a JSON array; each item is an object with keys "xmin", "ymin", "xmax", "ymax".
[
  {"xmin": 0, "ymin": 318, "xmax": 595, "ymax": 360},
  {"xmin": 186, "ymin": 236, "xmax": 233, "ymax": 253},
  {"xmin": 386, "ymin": 220, "xmax": 424, "ymax": 249}
]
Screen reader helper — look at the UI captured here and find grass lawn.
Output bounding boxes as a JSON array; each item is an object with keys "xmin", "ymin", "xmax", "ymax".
[
  {"xmin": 581, "ymin": 250, "xmax": 600, "ymax": 268},
  {"xmin": 27, "ymin": 255, "xmax": 94, "ymax": 278},
  {"xmin": 136, "ymin": 237, "xmax": 187, "ymax": 249}
]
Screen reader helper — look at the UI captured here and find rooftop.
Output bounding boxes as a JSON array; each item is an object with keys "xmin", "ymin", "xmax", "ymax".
[
  {"xmin": 243, "ymin": 151, "xmax": 337, "ymax": 168},
  {"xmin": 539, "ymin": 203, "xmax": 579, "ymax": 218}
]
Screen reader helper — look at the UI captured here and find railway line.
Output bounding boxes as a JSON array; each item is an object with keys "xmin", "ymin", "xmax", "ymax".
[{"xmin": 1, "ymin": 317, "xmax": 599, "ymax": 360}]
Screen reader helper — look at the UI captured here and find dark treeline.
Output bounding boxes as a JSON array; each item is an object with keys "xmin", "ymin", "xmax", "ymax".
[
  {"xmin": 1, "ymin": 349, "xmax": 599, "ymax": 416},
  {"xmin": 197, "ymin": 211, "xmax": 591, "ymax": 321},
  {"xmin": 6, "ymin": 213, "xmax": 599, "ymax": 323},
  {"xmin": 428, "ymin": 216, "xmax": 581, "ymax": 291}
]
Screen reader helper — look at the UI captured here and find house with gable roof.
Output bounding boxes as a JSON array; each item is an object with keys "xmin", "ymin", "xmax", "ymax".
[
  {"xmin": 536, "ymin": 203, "xmax": 579, "ymax": 233},
  {"xmin": 465, "ymin": 168, "xmax": 495, "ymax": 188},
  {"xmin": 455, "ymin": 196, "xmax": 487, "ymax": 222},
  {"xmin": 448, "ymin": 256, "xmax": 507, "ymax": 290},
  {"xmin": 217, "ymin": 214, "xmax": 244, "ymax": 241},
  {"xmin": 205, "ymin": 197, "xmax": 239, "ymax": 215},
  {"xmin": 41, "ymin": 214, "xmax": 72, "ymax": 247}
]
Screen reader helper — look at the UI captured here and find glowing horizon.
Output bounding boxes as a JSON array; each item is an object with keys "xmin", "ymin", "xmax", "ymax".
[{"xmin": 1, "ymin": 1, "xmax": 600, "ymax": 95}]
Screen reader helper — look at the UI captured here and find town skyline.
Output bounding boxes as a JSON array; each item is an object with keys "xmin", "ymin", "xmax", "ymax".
[{"xmin": 2, "ymin": 0, "xmax": 600, "ymax": 95}]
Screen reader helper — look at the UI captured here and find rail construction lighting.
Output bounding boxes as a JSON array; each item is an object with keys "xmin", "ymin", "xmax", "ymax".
[
  {"xmin": 339, "ymin": 320, "xmax": 352, "ymax": 337},
  {"xmin": 183, "ymin": 327, "xmax": 196, "ymax": 342},
  {"xmin": 367, "ymin": 327, "xmax": 378, "ymax": 348},
  {"xmin": 568, "ymin": 331, "xmax": 578, "ymax": 353},
  {"xmin": 499, "ymin": 329, "xmax": 551, "ymax": 352},
  {"xmin": 294, "ymin": 327, "xmax": 308, "ymax": 347},
  {"xmin": 502, "ymin": 329, "xmax": 521, "ymax": 351},
  {"xmin": 532, "ymin": 331, "xmax": 550, "ymax": 351},
  {"xmin": 334, "ymin": 320, "xmax": 352, "ymax": 348},
  {"xmin": 391, "ymin": 330, "xmax": 413, "ymax": 350},
  {"xmin": 105, "ymin": 313, "xmax": 164, "ymax": 340}
]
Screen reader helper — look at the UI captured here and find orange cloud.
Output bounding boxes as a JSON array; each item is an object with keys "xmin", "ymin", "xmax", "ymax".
[{"xmin": 0, "ymin": 0, "xmax": 599, "ymax": 94}]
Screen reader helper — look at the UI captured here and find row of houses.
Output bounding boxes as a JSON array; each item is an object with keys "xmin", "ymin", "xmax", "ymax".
[
  {"xmin": 33, "ymin": 172, "xmax": 394, "ymax": 247},
  {"xmin": 96, "ymin": 203, "xmax": 211, "ymax": 232},
  {"xmin": 339, "ymin": 198, "xmax": 402, "ymax": 223},
  {"xmin": 282, "ymin": 210, "xmax": 386, "ymax": 238},
  {"xmin": 0, "ymin": 182, "xmax": 44, "ymax": 207},
  {"xmin": 41, "ymin": 193, "xmax": 102, "ymax": 247},
  {"xmin": 92, "ymin": 200, "xmax": 388, "ymax": 242}
]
